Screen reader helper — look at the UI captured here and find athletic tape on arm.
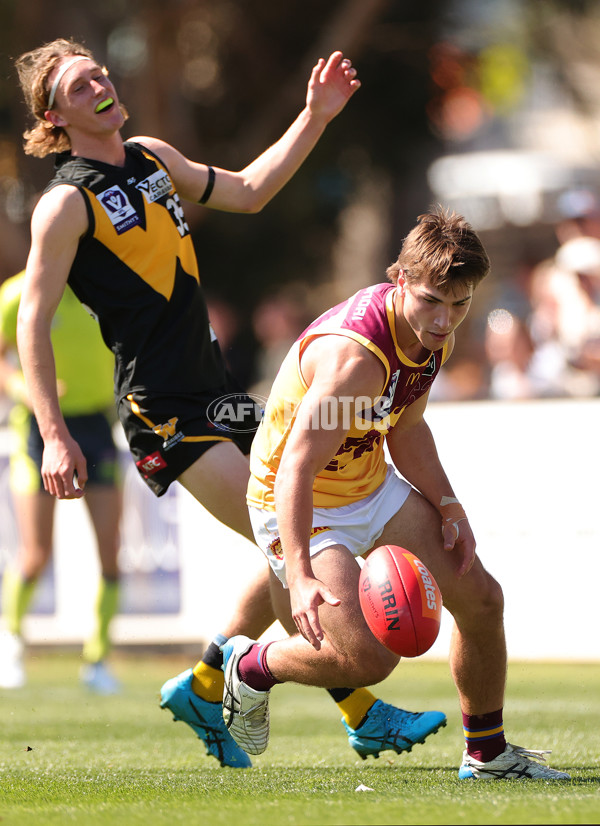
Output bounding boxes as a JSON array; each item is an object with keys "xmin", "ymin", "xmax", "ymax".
[{"xmin": 439, "ymin": 497, "xmax": 467, "ymax": 539}]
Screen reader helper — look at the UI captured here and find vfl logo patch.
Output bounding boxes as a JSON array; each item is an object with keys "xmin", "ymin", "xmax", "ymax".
[
  {"xmin": 136, "ymin": 170, "xmax": 173, "ymax": 203},
  {"xmin": 97, "ymin": 185, "xmax": 141, "ymax": 234},
  {"xmin": 136, "ymin": 451, "xmax": 167, "ymax": 477}
]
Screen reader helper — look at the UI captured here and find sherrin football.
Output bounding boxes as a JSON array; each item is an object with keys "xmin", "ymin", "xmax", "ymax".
[{"xmin": 359, "ymin": 545, "xmax": 442, "ymax": 657}]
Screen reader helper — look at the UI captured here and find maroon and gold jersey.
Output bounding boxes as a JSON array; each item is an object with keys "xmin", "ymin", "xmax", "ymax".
[
  {"xmin": 248, "ymin": 283, "xmax": 449, "ymax": 509},
  {"xmin": 46, "ymin": 142, "xmax": 225, "ymax": 401}
]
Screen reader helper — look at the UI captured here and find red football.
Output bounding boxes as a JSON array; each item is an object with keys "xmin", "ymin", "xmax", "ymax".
[{"xmin": 359, "ymin": 545, "xmax": 442, "ymax": 657}]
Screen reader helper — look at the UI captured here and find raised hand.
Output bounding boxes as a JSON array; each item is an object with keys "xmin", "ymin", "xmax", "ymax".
[{"xmin": 306, "ymin": 51, "xmax": 361, "ymax": 123}]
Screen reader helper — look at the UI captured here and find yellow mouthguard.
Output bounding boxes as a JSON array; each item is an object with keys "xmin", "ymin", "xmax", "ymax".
[{"xmin": 95, "ymin": 98, "xmax": 114, "ymax": 113}]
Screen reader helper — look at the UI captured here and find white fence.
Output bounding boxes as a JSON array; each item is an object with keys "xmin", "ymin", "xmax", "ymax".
[{"xmin": 0, "ymin": 397, "xmax": 598, "ymax": 660}]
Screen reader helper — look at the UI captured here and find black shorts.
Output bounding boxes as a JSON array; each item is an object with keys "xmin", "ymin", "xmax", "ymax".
[
  {"xmin": 25, "ymin": 410, "xmax": 118, "ymax": 488},
  {"xmin": 117, "ymin": 383, "xmax": 263, "ymax": 497}
]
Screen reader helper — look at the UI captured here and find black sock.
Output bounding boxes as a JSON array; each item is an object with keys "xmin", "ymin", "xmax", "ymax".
[
  {"xmin": 327, "ymin": 687, "xmax": 354, "ymax": 703},
  {"xmin": 202, "ymin": 639, "xmax": 225, "ymax": 671}
]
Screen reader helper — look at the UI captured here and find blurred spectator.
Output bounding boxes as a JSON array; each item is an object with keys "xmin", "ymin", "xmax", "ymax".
[
  {"xmin": 485, "ymin": 309, "xmax": 534, "ymax": 399},
  {"xmin": 513, "ymin": 188, "xmax": 600, "ymax": 397},
  {"xmin": 205, "ymin": 293, "xmax": 257, "ymax": 389},
  {"xmin": 484, "ymin": 307, "xmax": 569, "ymax": 399},
  {"xmin": 0, "ymin": 272, "xmax": 122, "ymax": 693},
  {"xmin": 555, "ymin": 188, "xmax": 600, "ymax": 245},
  {"xmin": 508, "ymin": 249, "xmax": 600, "ymax": 398},
  {"xmin": 428, "ymin": 357, "xmax": 488, "ymax": 401},
  {"xmin": 249, "ymin": 283, "xmax": 312, "ymax": 398},
  {"xmin": 552, "ymin": 237, "xmax": 600, "ymax": 389}
]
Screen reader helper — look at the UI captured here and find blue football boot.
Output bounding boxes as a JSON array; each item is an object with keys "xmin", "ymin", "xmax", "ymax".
[
  {"xmin": 160, "ymin": 668, "xmax": 252, "ymax": 768},
  {"xmin": 343, "ymin": 699, "xmax": 447, "ymax": 759}
]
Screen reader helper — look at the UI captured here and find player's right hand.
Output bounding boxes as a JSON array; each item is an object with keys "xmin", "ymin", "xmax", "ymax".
[
  {"xmin": 41, "ymin": 436, "xmax": 87, "ymax": 500},
  {"xmin": 289, "ymin": 574, "xmax": 341, "ymax": 650},
  {"xmin": 306, "ymin": 51, "xmax": 361, "ymax": 123}
]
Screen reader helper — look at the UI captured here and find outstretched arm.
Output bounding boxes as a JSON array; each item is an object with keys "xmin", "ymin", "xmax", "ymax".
[{"xmin": 135, "ymin": 51, "xmax": 360, "ymax": 212}]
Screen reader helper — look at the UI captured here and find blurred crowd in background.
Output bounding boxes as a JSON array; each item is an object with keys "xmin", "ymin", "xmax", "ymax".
[{"xmin": 1, "ymin": 0, "xmax": 600, "ymax": 418}]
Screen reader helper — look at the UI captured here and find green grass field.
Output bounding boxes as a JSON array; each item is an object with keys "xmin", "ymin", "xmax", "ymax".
[{"xmin": 0, "ymin": 653, "xmax": 598, "ymax": 825}]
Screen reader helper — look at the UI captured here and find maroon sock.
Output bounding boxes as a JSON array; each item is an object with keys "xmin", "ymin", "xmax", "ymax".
[
  {"xmin": 238, "ymin": 643, "xmax": 281, "ymax": 692},
  {"xmin": 463, "ymin": 709, "xmax": 506, "ymax": 763}
]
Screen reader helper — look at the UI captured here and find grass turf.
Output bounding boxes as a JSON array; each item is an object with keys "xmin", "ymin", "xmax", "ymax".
[{"xmin": 0, "ymin": 654, "xmax": 598, "ymax": 825}]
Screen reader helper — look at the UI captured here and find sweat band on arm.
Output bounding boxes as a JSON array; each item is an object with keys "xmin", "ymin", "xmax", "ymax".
[{"xmin": 198, "ymin": 166, "xmax": 215, "ymax": 204}]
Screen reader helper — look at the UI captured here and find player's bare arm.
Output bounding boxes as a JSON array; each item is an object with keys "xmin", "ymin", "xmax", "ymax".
[
  {"xmin": 18, "ymin": 185, "xmax": 89, "ymax": 499},
  {"xmin": 275, "ymin": 337, "xmax": 385, "ymax": 647},
  {"xmin": 386, "ymin": 399, "xmax": 476, "ymax": 577},
  {"xmin": 132, "ymin": 51, "xmax": 360, "ymax": 213}
]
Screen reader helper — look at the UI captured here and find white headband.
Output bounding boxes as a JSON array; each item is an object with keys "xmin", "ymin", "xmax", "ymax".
[{"xmin": 47, "ymin": 56, "xmax": 91, "ymax": 109}]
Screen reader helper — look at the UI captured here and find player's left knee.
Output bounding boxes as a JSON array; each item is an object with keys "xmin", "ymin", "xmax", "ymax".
[
  {"xmin": 358, "ymin": 641, "xmax": 399, "ymax": 685},
  {"xmin": 446, "ymin": 569, "xmax": 504, "ymax": 625},
  {"xmin": 476, "ymin": 572, "xmax": 504, "ymax": 620}
]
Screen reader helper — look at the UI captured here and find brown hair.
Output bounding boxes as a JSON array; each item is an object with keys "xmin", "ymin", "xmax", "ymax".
[
  {"xmin": 386, "ymin": 207, "xmax": 490, "ymax": 291},
  {"xmin": 15, "ymin": 37, "xmax": 127, "ymax": 158},
  {"xmin": 15, "ymin": 38, "xmax": 93, "ymax": 157}
]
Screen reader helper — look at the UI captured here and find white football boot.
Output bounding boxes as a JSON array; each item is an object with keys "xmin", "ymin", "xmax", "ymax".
[
  {"xmin": 459, "ymin": 743, "xmax": 571, "ymax": 780},
  {"xmin": 222, "ymin": 635, "xmax": 270, "ymax": 755}
]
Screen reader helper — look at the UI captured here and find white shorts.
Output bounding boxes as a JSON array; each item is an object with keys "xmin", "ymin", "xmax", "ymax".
[{"xmin": 248, "ymin": 465, "xmax": 412, "ymax": 587}]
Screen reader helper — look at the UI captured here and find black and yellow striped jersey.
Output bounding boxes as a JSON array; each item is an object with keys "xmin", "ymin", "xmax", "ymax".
[{"xmin": 46, "ymin": 141, "xmax": 225, "ymax": 401}]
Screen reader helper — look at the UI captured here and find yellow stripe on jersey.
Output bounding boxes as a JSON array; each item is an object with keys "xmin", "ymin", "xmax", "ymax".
[
  {"xmin": 87, "ymin": 151, "xmax": 199, "ymax": 301},
  {"xmin": 182, "ymin": 435, "xmax": 230, "ymax": 443},
  {"xmin": 128, "ymin": 395, "xmax": 155, "ymax": 428},
  {"xmin": 127, "ymin": 394, "xmax": 231, "ymax": 444}
]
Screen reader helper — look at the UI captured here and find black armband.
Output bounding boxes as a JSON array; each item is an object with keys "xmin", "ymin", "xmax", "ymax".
[{"xmin": 198, "ymin": 166, "xmax": 215, "ymax": 205}]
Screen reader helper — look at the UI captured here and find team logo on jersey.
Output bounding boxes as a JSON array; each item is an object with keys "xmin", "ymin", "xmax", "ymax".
[
  {"xmin": 326, "ymin": 430, "xmax": 382, "ymax": 472},
  {"xmin": 136, "ymin": 170, "xmax": 173, "ymax": 204},
  {"xmin": 423, "ymin": 354, "xmax": 436, "ymax": 376},
  {"xmin": 152, "ymin": 416, "xmax": 184, "ymax": 450},
  {"xmin": 96, "ymin": 185, "xmax": 141, "ymax": 234},
  {"xmin": 268, "ymin": 526, "xmax": 331, "ymax": 560}
]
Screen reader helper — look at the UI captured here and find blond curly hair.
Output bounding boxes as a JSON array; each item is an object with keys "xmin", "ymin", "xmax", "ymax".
[{"xmin": 15, "ymin": 37, "xmax": 127, "ymax": 158}]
